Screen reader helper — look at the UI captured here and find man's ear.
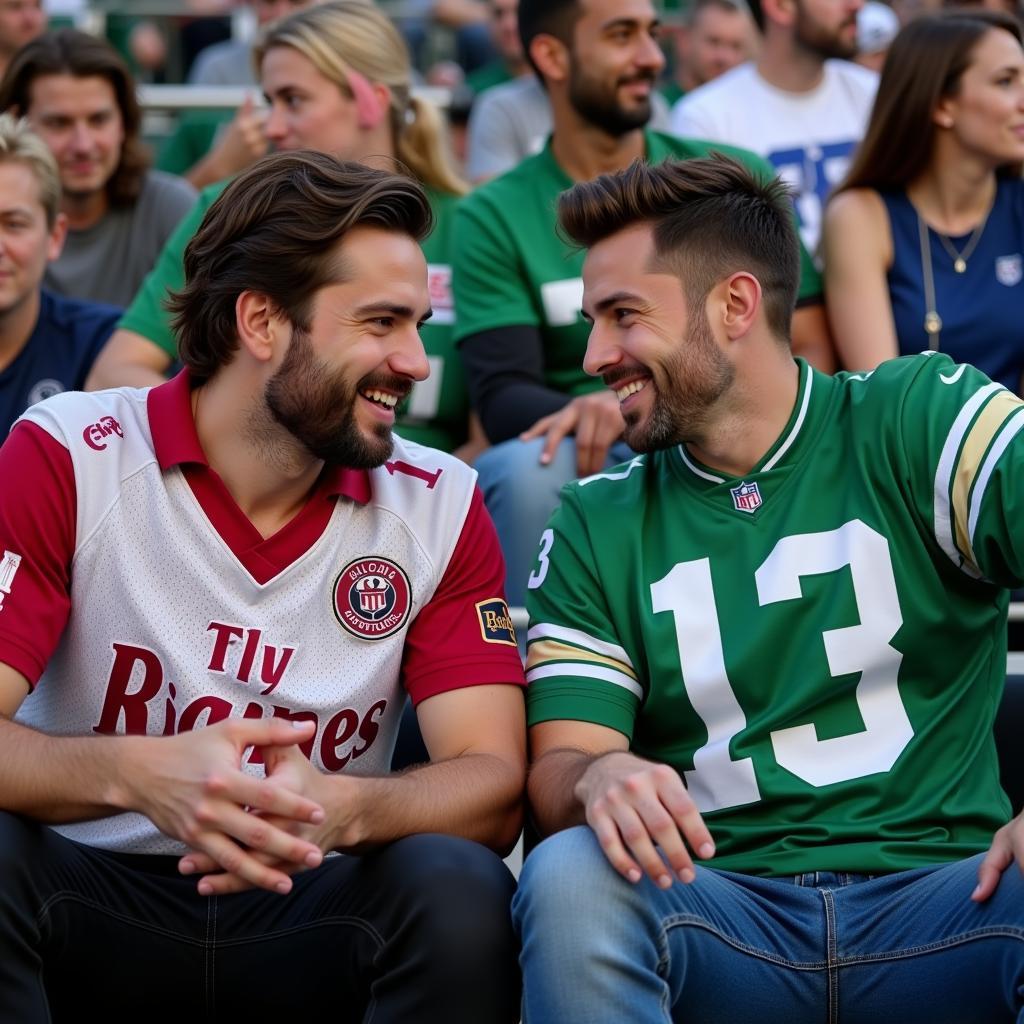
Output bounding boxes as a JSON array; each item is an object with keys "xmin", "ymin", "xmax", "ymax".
[
  {"xmin": 717, "ymin": 271, "xmax": 762, "ymax": 340},
  {"xmin": 529, "ymin": 33, "xmax": 571, "ymax": 84},
  {"xmin": 760, "ymin": 0, "xmax": 795, "ymax": 30},
  {"xmin": 46, "ymin": 213, "xmax": 67, "ymax": 262},
  {"xmin": 235, "ymin": 290, "xmax": 284, "ymax": 363}
]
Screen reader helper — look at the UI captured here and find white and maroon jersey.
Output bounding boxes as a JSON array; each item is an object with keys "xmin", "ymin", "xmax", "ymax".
[{"xmin": 0, "ymin": 372, "xmax": 524, "ymax": 853}]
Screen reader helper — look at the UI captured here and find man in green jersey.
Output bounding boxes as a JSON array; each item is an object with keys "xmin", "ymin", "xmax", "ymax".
[
  {"xmin": 513, "ymin": 154, "xmax": 1024, "ymax": 1022},
  {"xmin": 453, "ymin": 0, "xmax": 834, "ymax": 608}
]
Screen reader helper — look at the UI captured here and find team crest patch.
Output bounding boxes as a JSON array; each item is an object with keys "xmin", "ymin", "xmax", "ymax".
[
  {"xmin": 475, "ymin": 598, "xmax": 517, "ymax": 646},
  {"xmin": 996, "ymin": 254, "xmax": 1022, "ymax": 287},
  {"xmin": 333, "ymin": 557, "xmax": 412, "ymax": 640},
  {"xmin": 730, "ymin": 481, "xmax": 762, "ymax": 514}
]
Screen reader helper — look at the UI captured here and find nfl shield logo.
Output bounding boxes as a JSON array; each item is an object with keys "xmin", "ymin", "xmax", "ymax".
[
  {"xmin": 996, "ymin": 254, "xmax": 1023, "ymax": 287},
  {"xmin": 730, "ymin": 481, "xmax": 762, "ymax": 514}
]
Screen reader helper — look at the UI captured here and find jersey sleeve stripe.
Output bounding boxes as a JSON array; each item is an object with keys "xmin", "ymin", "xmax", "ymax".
[
  {"xmin": 526, "ymin": 621, "xmax": 635, "ymax": 668},
  {"xmin": 933, "ymin": 381, "xmax": 1003, "ymax": 575},
  {"xmin": 966, "ymin": 406, "xmax": 1024, "ymax": 563},
  {"xmin": 526, "ymin": 638, "xmax": 637, "ymax": 679},
  {"xmin": 950, "ymin": 390, "xmax": 1024, "ymax": 570},
  {"xmin": 526, "ymin": 662, "xmax": 644, "ymax": 699}
]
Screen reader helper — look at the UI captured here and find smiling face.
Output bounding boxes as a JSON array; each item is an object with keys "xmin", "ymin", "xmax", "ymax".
[
  {"xmin": 581, "ymin": 222, "xmax": 734, "ymax": 452},
  {"xmin": 264, "ymin": 225, "xmax": 431, "ymax": 467},
  {"xmin": 683, "ymin": 3, "xmax": 752, "ymax": 88},
  {"xmin": 566, "ymin": 0, "xmax": 666, "ymax": 136},
  {"xmin": 261, "ymin": 45, "xmax": 365, "ymax": 161},
  {"xmin": 24, "ymin": 73, "xmax": 124, "ymax": 203},
  {"xmin": 0, "ymin": 0, "xmax": 44, "ymax": 62},
  {"xmin": 937, "ymin": 26, "xmax": 1024, "ymax": 168}
]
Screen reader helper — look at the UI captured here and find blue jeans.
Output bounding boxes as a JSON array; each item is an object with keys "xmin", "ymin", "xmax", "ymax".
[
  {"xmin": 513, "ymin": 826, "xmax": 1024, "ymax": 1023},
  {"xmin": 475, "ymin": 438, "xmax": 634, "ymax": 609}
]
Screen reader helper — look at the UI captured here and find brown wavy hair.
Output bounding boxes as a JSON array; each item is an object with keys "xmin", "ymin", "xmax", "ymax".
[
  {"xmin": 836, "ymin": 9, "xmax": 1024, "ymax": 195},
  {"xmin": 0, "ymin": 28, "xmax": 149, "ymax": 207},
  {"xmin": 168, "ymin": 150, "xmax": 433, "ymax": 383}
]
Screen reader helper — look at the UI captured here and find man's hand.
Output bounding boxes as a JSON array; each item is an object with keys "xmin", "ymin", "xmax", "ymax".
[
  {"xmin": 121, "ymin": 719, "xmax": 326, "ymax": 895},
  {"xmin": 519, "ymin": 391, "xmax": 625, "ymax": 477},
  {"xmin": 973, "ymin": 813, "xmax": 1024, "ymax": 901},
  {"xmin": 178, "ymin": 741, "xmax": 342, "ymax": 897},
  {"xmin": 575, "ymin": 750, "xmax": 715, "ymax": 888}
]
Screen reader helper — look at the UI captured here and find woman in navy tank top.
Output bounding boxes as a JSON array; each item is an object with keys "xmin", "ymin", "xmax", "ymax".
[{"xmin": 822, "ymin": 10, "xmax": 1024, "ymax": 394}]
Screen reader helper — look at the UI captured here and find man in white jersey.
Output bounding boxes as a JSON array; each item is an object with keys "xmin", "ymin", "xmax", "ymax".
[
  {"xmin": 669, "ymin": 0, "xmax": 877, "ymax": 254},
  {"xmin": 0, "ymin": 150, "xmax": 525, "ymax": 1022}
]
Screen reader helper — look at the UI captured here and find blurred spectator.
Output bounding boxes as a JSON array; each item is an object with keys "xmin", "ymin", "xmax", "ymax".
[
  {"xmin": 0, "ymin": 113, "xmax": 119, "ymax": 434},
  {"xmin": 670, "ymin": 0, "xmax": 877, "ymax": 255},
  {"xmin": 465, "ymin": 53, "xmax": 673, "ymax": 183},
  {"xmin": 0, "ymin": 30, "xmax": 196, "ymax": 307},
  {"xmin": 823, "ymin": 10, "xmax": 1024, "ymax": 393},
  {"xmin": 161, "ymin": 0, "xmax": 322, "ymax": 189},
  {"xmin": 89, "ymin": 1, "xmax": 484, "ymax": 461},
  {"xmin": 465, "ymin": 0, "xmax": 528, "ymax": 94},
  {"xmin": 453, "ymin": 0, "xmax": 827, "ymax": 606},
  {"xmin": 855, "ymin": 1, "xmax": 899, "ymax": 72},
  {"xmin": 0, "ymin": 1, "xmax": 43, "ymax": 82},
  {"xmin": 660, "ymin": 0, "xmax": 756, "ymax": 106}
]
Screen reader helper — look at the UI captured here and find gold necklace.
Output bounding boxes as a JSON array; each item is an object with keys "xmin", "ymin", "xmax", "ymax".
[{"xmin": 934, "ymin": 208, "xmax": 990, "ymax": 273}]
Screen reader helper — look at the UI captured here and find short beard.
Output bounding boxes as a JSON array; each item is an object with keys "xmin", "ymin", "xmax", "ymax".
[
  {"xmin": 793, "ymin": 4, "xmax": 858, "ymax": 61},
  {"xmin": 620, "ymin": 310, "xmax": 734, "ymax": 453},
  {"xmin": 568, "ymin": 64, "xmax": 655, "ymax": 137},
  {"xmin": 263, "ymin": 326, "xmax": 403, "ymax": 469}
]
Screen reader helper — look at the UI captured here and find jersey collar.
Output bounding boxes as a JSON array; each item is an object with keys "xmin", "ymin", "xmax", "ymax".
[
  {"xmin": 674, "ymin": 358, "xmax": 820, "ymax": 485},
  {"xmin": 147, "ymin": 369, "xmax": 371, "ymax": 504}
]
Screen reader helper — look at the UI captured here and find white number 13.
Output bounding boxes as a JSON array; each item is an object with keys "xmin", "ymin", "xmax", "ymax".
[{"xmin": 650, "ymin": 520, "xmax": 912, "ymax": 813}]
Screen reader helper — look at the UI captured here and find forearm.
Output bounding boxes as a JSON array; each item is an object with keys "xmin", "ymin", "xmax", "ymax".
[
  {"xmin": 85, "ymin": 329, "xmax": 172, "ymax": 390},
  {"xmin": 325, "ymin": 751, "xmax": 525, "ymax": 856},
  {"xmin": 526, "ymin": 747, "xmax": 598, "ymax": 838},
  {"xmin": 0, "ymin": 716, "xmax": 143, "ymax": 823}
]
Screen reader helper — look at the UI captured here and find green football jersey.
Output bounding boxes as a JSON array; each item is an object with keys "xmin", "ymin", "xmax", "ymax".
[
  {"xmin": 526, "ymin": 354, "xmax": 1024, "ymax": 876},
  {"xmin": 118, "ymin": 183, "xmax": 468, "ymax": 452},
  {"xmin": 452, "ymin": 130, "xmax": 823, "ymax": 398}
]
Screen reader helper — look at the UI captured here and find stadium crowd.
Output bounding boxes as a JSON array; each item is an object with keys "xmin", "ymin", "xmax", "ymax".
[{"xmin": 1, "ymin": 0, "xmax": 1024, "ymax": 1019}]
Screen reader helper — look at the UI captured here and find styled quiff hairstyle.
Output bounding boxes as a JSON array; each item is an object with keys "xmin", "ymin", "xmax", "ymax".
[
  {"xmin": 255, "ymin": 0, "xmax": 467, "ymax": 196},
  {"xmin": 558, "ymin": 154, "xmax": 800, "ymax": 340},
  {"xmin": 0, "ymin": 112, "xmax": 61, "ymax": 226},
  {"xmin": 0, "ymin": 29, "xmax": 149, "ymax": 207},
  {"xmin": 838, "ymin": 10, "xmax": 1023, "ymax": 194},
  {"xmin": 168, "ymin": 150, "xmax": 433, "ymax": 384}
]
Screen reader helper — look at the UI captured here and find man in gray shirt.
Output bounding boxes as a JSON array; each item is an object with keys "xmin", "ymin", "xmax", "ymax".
[{"xmin": 0, "ymin": 30, "xmax": 196, "ymax": 308}]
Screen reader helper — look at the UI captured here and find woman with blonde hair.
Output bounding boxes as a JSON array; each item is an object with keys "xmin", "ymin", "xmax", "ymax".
[
  {"xmin": 822, "ymin": 9, "xmax": 1024, "ymax": 391},
  {"xmin": 88, "ymin": 0, "xmax": 485, "ymax": 459}
]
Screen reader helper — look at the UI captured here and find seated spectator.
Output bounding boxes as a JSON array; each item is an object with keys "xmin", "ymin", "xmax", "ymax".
[
  {"xmin": 0, "ymin": 0, "xmax": 43, "ymax": 82},
  {"xmin": 660, "ymin": 0, "xmax": 756, "ymax": 106},
  {"xmin": 0, "ymin": 30, "xmax": 196, "ymax": 308},
  {"xmin": 0, "ymin": 113, "xmax": 119, "ymax": 434},
  {"xmin": 823, "ymin": 10, "xmax": 1024, "ymax": 393},
  {"xmin": 88, "ymin": 0, "xmax": 484, "ymax": 462},
  {"xmin": 464, "ymin": 57, "xmax": 674, "ymax": 183},
  {"xmin": 670, "ymin": 0, "xmax": 877, "ymax": 258},
  {"xmin": 465, "ymin": 0, "xmax": 528, "ymax": 95},
  {"xmin": 454, "ymin": 0, "xmax": 828, "ymax": 608},
  {"xmin": 160, "ymin": 1, "xmax": 324, "ymax": 190}
]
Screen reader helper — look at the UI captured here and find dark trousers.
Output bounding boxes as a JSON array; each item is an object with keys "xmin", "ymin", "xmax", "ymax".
[{"xmin": 0, "ymin": 813, "xmax": 520, "ymax": 1022}]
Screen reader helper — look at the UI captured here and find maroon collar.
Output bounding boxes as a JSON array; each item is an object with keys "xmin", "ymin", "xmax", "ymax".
[{"xmin": 146, "ymin": 370, "xmax": 371, "ymax": 504}]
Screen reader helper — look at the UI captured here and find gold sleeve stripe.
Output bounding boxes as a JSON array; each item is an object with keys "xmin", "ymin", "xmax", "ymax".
[
  {"xmin": 934, "ymin": 381, "xmax": 1003, "ymax": 575},
  {"xmin": 525, "ymin": 638, "xmax": 638, "ymax": 679},
  {"xmin": 966, "ymin": 407, "xmax": 1024, "ymax": 565},
  {"xmin": 950, "ymin": 390, "xmax": 1024, "ymax": 565},
  {"xmin": 526, "ymin": 621, "xmax": 634, "ymax": 668}
]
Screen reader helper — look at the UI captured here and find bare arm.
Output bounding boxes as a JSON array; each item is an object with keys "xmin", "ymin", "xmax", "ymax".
[
  {"xmin": 822, "ymin": 188, "xmax": 899, "ymax": 372},
  {"xmin": 528, "ymin": 718, "xmax": 714, "ymax": 888},
  {"xmin": 791, "ymin": 303, "xmax": 837, "ymax": 374},
  {"xmin": 85, "ymin": 328, "xmax": 173, "ymax": 391},
  {"xmin": 0, "ymin": 663, "xmax": 326, "ymax": 892}
]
